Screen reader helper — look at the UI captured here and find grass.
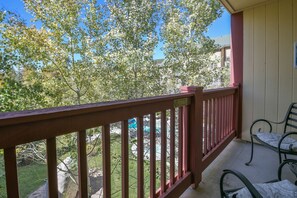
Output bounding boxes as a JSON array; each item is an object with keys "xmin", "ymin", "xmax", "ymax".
[
  {"xmin": 0, "ymin": 132, "xmax": 166, "ymax": 198},
  {"xmin": 0, "ymin": 155, "xmax": 47, "ymax": 198},
  {"xmin": 18, "ymin": 163, "xmax": 47, "ymax": 197},
  {"xmin": 87, "ymin": 133, "xmax": 161, "ymax": 197}
]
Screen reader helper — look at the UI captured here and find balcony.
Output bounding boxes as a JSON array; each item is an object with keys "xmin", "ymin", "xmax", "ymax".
[
  {"xmin": 0, "ymin": 85, "xmax": 240, "ymax": 197},
  {"xmin": 180, "ymin": 139, "xmax": 296, "ymax": 197}
]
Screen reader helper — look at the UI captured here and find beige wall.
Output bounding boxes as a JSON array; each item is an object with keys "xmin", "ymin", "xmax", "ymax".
[{"xmin": 242, "ymin": 0, "xmax": 297, "ymax": 140}]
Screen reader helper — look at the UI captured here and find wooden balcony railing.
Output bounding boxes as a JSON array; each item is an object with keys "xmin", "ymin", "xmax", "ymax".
[
  {"xmin": 0, "ymin": 85, "xmax": 240, "ymax": 198},
  {"xmin": 201, "ymin": 86, "xmax": 239, "ymax": 170}
]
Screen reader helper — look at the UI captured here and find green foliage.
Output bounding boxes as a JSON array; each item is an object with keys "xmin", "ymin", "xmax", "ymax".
[
  {"xmin": 0, "ymin": 77, "xmax": 48, "ymax": 112},
  {"xmin": 0, "ymin": 0, "xmax": 225, "ymax": 110},
  {"xmin": 103, "ymin": 0, "xmax": 162, "ymax": 99},
  {"xmin": 161, "ymin": 0, "xmax": 223, "ymax": 92}
]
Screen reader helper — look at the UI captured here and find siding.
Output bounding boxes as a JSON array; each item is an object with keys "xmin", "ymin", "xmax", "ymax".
[{"xmin": 242, "ymin": 0, "xmax": 296, "ymax": 140}]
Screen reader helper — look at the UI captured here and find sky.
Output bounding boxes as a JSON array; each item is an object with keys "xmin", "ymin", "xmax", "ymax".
[{"xmin": 0, "ymin": 0, "xmax": 231, "ymax": 59}]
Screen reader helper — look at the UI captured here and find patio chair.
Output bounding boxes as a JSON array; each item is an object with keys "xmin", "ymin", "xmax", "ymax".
[
  {"xmin": 245, "ymin": 102, "xmax": 297, "ymax": 166},
  {"xmin": 220, "ymin": 159, "xmax": 297, "ymax": 198}
]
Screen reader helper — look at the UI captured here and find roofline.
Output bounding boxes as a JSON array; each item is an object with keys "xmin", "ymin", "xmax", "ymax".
[
  {"xmin": 219, "ymin": 0, "xmax": 273, "ymax": 14},
  {"xmin": 219, "ymin": 0, "xmax": 235, "ymax": 14}
]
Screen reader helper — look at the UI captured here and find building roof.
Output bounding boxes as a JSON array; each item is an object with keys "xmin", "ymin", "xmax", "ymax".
[{"xmin": 219, "ymin": 0, "xmax": 270, "ymax": 13}]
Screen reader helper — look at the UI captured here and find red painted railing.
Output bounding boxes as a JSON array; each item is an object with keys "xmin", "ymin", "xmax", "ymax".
[
  {"xmin": 201, "ymin": 86, "xmax": 239, "ymax": 170},
  {"xmin": 0, "ymin": 86, "xmax": 239, "ymax": 198}
]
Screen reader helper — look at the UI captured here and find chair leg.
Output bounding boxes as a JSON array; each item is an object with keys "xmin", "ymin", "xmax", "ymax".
[{"xmin": 245, "ymin": 136, "xmax": 254, "ymax": 166}]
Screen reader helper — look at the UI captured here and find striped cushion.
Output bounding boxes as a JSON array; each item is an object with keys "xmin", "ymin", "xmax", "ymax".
[
  {"xmin": 229, "ymin": 180, "xmax": 297, "ymax": 198},
  {"xmin": 256, "ymin": 132, "xmax": 297, "ymax": 152}
]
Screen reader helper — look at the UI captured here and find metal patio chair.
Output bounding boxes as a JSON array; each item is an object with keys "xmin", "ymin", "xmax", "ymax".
[
  {"xmin": 220, "ymin": 159, "xmax": 297, "ymax": 198},
  {"xmin": 245, "ymin": 102, "xmax": 297, "ymax": 166}
]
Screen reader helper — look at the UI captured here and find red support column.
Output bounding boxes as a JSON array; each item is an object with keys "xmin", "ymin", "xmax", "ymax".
[
  {"xmin": 233, "ymin": 83, "xmax": 240, "ymax": 138},
  {"xmin": 231, "ymin": 12, "xmax": 243, "ymax": 138},
  {"xmin": 180, "ymin": 86, "xmax": 203, "ymax": 188}
]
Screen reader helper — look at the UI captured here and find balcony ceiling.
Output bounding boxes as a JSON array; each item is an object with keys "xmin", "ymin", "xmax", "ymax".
[{"xmin": 219, "ymin": 0, "xmax": 271, "ymax": 13}]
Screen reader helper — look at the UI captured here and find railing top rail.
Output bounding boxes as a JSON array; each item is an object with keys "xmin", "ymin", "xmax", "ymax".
[
  {"xmin": 0, "ymin": 92, "xmax": 193, "ymax": 127},
  {"xmin": 203, "ymin": 86, "xmax": 238, "ymax": 100},
  {"xmin": 0, "ymin": 92, "xmax": 194, "ymax": 148}
]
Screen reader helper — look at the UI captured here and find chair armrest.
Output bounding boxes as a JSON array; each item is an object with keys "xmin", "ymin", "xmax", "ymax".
[
  {"xmin": 220, "ymin": 169, "xmax": 263, "ymax": 198},
  {"xmin": 250, "ymin": 119, "xmax": 273, "ymax": 135},
  {"xmin": 278, "ymin": 132, "xmax": 297, "ymax": 153},
  {"xmin": 278, "ymin": 159, "xmax": 297, "ymax": 181}
]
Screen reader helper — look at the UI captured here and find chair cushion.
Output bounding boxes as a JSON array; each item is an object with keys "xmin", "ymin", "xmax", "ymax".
[
  {"xmin": 229, "ymin": 180, "xmax": 297, "ymax": 198},
  {"xmin": 255, "ymin": 132, "xmax": 297, "ymax": 152}
]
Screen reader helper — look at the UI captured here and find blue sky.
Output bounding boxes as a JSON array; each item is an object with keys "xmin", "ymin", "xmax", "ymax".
[
  {"xmin": 0, "ymin": 1, "xmax": 231, "ymax": 59},
  {"xmin": 206, "ymin": 9, "xmax": 230, "ymax": 38}
]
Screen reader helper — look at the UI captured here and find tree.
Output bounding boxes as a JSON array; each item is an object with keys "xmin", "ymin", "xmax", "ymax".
[
  {"xmin": 1, "ymin": 0, "xmax": 224, "ymax": 105},
  {"xmin": 103, "ymin": 0, "xmax": 163, "ymax": 99},
  {"xmin": 0, "ymin": 10, "xmax": 49, "ymax": 112},
  {"xmin": 9, "ymin": 0, "xmax": 108, "ymax": 105},
  {"xmin": 161, "ymin": 0, "xmax": 223, "ymax": 93}
]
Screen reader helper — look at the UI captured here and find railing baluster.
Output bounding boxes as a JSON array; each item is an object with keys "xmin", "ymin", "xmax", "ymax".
[
  {"xmin": 218, "ymin": 98, "xmax": 221, "ymax": 142},
  {"xmin": 212, "ymin": 99, "xmax": 216, "ymax": 147},
  {"xmin": 183, "ymin": 106, "xmax": 188, "ymax": 173},
  {"xmin": 77, "ymin": 130, "xmax": 88, "ymax": 198},
  {"xmin": 4, "ymin": 147, "xmax": 19, "ymax": 198},
  {"xmin": 231, "ymin": 95, "xmax": 234, "ymax": 132},
  {"xmin": 205, "ymin": 100, "xmax": 208, "ymax": 153},
  {"xmin": 226, "ymin": 97, "xmax": 229, "ymax": 135},
  {"xmin": 137, "ymin": 117, "xmax": 144, "ymax": 198},
  {"xmin": 170, "ymin": 108, "xmax": 175, "ymax": 186},
  {"xmin": 209, "ymin": 99, "xmax": 213, "ymax": 149},
  {"xmin": 225, "ymin": 96, "xmax": 229, "ymax": 137},
  {"xmin": 223, "ymin": 97, "xmax": 226, "ymax": 137},
  {"xmin": 161, "ymin": 110, "xmax": 167, "ymax": 194},
  {"xmin": 228, "ymin": 97, "xmax": 230, "ymax": 134},
  {"xmin": 221, "ymin": 97, "xmax": 224, "ymax": 140},
  {"xmin": 226, "ymin": 96, "xmax": 229, "ymax": 135},
  {"xmin": 150, "ymin": 113, "xmax": 156, "ymax": 198},
  {"xmin": 223, "ymin": 97, "xmax": 225, "ymax": 136},
  {"xmin": 226, "ymin": 96, "xmax": 230, "ymax": 135},
  {"xmin": 202, "ymin": 101, "xmax": 206, "ymax": 156},
  {"xmin": 207, "ymin": 100, "xmax": 212, "ymax": 151},
  {"xmin": 178, "ymin": 107, "xmax": 183, "ymax": 178},
  {"xmin": 228, "ymin": 96, "xmax": 232, "ymax": 134},
  {"xmin": 121, "ymin": 120, "xmax": 129, "ymax": 198},
  {"xmin": 102, "ymin": 125, "xmax": 111, "ymax": 198},
  {"xmin": 46, "ymin": 138, "xmax": 58, "ymax": 198},
  {"xmin": 221, "ymin": 97, "xmax": 225, "ymax": 138},
  {"xmin": 215, "ymin": 98, "xmax": 219, "ymax": 146},
  {"xmin": 225, "ymin": 96, "xmax": 228, "ymax": 136}
]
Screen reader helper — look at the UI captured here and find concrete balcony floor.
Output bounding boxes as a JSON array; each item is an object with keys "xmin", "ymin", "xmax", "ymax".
[{"xmin": 180, "ymin": 139, "xmax": 296, "ymax": 198}]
